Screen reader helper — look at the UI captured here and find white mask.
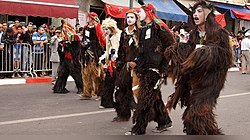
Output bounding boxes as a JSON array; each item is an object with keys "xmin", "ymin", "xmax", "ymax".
[
  {"xmin": 126, "ymin": 13, "xmax": 136, "ymax": 26},
  {"xmin": 103, "ymin": 28, "xmax": 111, "ymax": 35},
  {"xmin": 139, "ymin": 8, "xmax": 146, "ymax": 21}
]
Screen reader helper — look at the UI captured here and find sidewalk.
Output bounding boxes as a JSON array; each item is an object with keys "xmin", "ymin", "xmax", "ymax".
[
  {"xmin": 0, "ymin": 76, "xmax": 74, "ymax": 86},
  {"xmin": 0, "ymin": 68, "xmax": 240, "ymax": 86}
]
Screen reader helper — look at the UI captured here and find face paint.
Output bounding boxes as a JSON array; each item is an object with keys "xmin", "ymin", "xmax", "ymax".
[
  {"xmin": 126, "ymin": 13, "xmax": 136, "ymax": 26},
  {"xmin": 139, "ymin": 8, "xmax": 146, "ymax": 21},
  {"xmin": 193, "ymin": 6, "xmax": 206, "ymax": 26}
]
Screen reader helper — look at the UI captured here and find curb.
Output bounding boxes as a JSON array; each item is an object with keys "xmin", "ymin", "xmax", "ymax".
[
  {"xmin": 228, "ymin": 67, "xmax": 240, "ymax": 72},
  {"xmin": 0, "ymin": 76, "xmax": 74, "ymax": 86},
  {"xmin": 0, "ymin": 68, "xmax": 240, "ymax": 86}
]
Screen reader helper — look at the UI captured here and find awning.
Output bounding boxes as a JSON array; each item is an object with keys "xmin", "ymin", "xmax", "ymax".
[
  {"xmin": 176, "ymin": 0, "xmax": 196, "ymax": 11},
  {"xmin": 102, "ymin": 0, "xmax": 141, "ymax": 18},
  {"xmin": 0, "ymin": 0, "xmax": 79, "ymax": 19},
  {"xmin": 213, "ymin": 3, "xmax": 250, "ymax": 21},
  {"xmin": 144, "ymin": 0, "xmax": 188, "ymax": 22}
]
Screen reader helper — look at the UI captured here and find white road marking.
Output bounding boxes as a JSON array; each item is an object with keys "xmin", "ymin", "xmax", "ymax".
[
  {"xmin": 0, "ymin": 92, "xmax": 249, "ymax": 126},
  {"xmin": 220, "ymin": 92, "xmax": 250, "ymax": 98},
  {"xmin": 0, "ymin": 109, "xmax": 114, "ymax": 126}
]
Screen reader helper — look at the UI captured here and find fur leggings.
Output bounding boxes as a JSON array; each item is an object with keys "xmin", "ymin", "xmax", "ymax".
[
  {"xmin": 182, "ymin": 84, "xmax": 224, "ymax": 135},
  {"xmin": 131, "ymin": 70, "xmax": 172, "ymax": 135},
  {"xmin": 113, "ymin": 68, "xmax": 135, "ymax": 119},
  {"xmin": 82, "ymin": 60, "xmax": 103, "ymax": 97},
  {"xmin": 100, "ymin": 70, "xmax": 115, "ymax": 108}
]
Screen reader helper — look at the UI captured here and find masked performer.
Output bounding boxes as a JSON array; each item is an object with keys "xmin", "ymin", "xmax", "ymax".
[
  {"xmin": 79, "ymin": 12, "xmax": 106, "ymax": 100},
  {"xmin": 98, "ymin": 18, "xmax": 122, "ymax": 108},
  {"xmin": 166, "ymin": 0, "xmax": 233, "ymax": 135},
  {"xmin": 112, "ymin": 9, "xmax": 140, "ymax": 122},
  {"xmin": 53, "ymin": 23, "xmax": 83, "ymax": 94},
  {"xmin": 125, "ymin": 3, "xmax": 175, "ymax": 135}
]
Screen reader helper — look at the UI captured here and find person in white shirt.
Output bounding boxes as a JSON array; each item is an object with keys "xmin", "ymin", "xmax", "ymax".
[
  {"xmin": 50, "ymin": 28, "xmax": 62, "ymax": 84},
  {"xmin": 240, "ymin": 31, "xmax": 250, "ymax": 74}
]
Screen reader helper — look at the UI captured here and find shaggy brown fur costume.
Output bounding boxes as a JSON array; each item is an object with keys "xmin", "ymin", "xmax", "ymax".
[{"xmin": 166, "ymin": 0, "xmax": 234, "ymax": 135}]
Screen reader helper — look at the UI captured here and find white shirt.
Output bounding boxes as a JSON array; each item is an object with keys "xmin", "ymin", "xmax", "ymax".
[
  {"xmin": 0, "ymin": 31, "xmax": 3, "ymax": 44},
  {"xmin": 241, "ymin": 37, "xmax": 250, "ymax": 51}
]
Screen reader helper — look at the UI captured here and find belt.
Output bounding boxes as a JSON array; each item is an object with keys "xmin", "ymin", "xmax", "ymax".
[{"xmin": 241, "ymin": 50, "xmax": 250, "ymax": 51}]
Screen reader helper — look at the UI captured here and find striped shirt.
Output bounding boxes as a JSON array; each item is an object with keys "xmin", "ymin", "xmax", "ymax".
[{"xmin": 32, "ymin": 32, "xmax": 48, "ymax": 53}]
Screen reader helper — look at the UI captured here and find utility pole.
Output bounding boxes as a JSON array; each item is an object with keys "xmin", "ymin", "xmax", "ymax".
[{"xmin": 130, "ymin": 0, "xmax": 133, "ymax": 9}]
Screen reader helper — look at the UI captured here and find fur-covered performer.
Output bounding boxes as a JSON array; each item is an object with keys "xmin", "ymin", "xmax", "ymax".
[
  {"xmin": 53, "ymin": 23, "xmax": 83, "ymax": 94},
  {"xmin": 99, "ymin": 18, "xmax": 122, "ymax": 108},
  {"xmin": 125, "ymin": 3, "xmax": 175, "ymax": 135},
  {"xmin": 112, "ymin": 9, "xmax": 140, "ymax": 122},
  {"xmin": 79, "ymin": 12, "xmax": 106, "ymax": 100},
  {"xmin": 166, "ymin": 0, "xmax": 233, "ymax": 135}
]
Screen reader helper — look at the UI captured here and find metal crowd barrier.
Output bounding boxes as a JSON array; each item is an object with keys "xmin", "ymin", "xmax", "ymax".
[{"xmin": 0, "ymin": 43, "xmax": 52, "ymax": 78}]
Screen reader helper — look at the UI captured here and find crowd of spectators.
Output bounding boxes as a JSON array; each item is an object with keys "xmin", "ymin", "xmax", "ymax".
[{"xmin": 0, "ymin": 18, "xmax": 56, "ymax": 79}]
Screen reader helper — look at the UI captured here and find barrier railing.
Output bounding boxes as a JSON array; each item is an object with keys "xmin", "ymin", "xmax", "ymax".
[{"xmin": 0, "ymin": 43, "xmax": 52, "ymax": 78}]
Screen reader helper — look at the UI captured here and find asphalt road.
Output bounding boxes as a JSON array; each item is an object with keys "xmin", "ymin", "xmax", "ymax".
[{"xmin": 0, "ymin": 71, "xmax": 250, "ymax": 135}]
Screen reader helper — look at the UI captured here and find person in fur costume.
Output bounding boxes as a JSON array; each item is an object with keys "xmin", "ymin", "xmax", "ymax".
[
  {"xmin": 112, "ymin": 9, "xmax": 140, "ymax": 122},
  {"xmin": 98, "ymin": 18, "xmax": 122, "ymax": 108},
  {"xmin": 79, "ymin": 12, "xmax": 106, "ymax": 100},
  {"xmin": 53, "ymin": 23, "xmax": 83, "ymax": 94},
  {"xmin": 125, "ymin": 3, "xmax": 175, "ymax": 135},
  {"xmin": 166, "ymin": 0, "xmax": 234, "ymax": 135}
]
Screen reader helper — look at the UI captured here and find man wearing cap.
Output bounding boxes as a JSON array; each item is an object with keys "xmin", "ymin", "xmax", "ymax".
[
  {"xmin": 79, "ymin": 12, "xmax": 105, "ymax": 100},
  {"xmin": 241, "ymin": 31, "xmax": 250, "ymax": 74},
  {"xmin": 125, "ymin": 3, "xmax": 175, "ymax": 135}
]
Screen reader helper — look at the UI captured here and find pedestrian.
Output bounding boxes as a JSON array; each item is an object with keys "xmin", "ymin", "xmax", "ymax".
[
  {"xmin": 166, "ymin": 0, "xmax": 233, "ymax": 135},
  {"xmin": 1, "ymin": 27, "xmax": 15, "ymax": 78},
  {"xmin": 50, "ymin": 28, "xmax": 62, "ymax": 84},
  {"xmin": 240, "ymin": 31, "xmax": 250, "ymax": 74},
  {"xmin": 112, "ymin": 9, "xmax": 140, "ymax": 122},
  {"xmin": 13, "ymin": 25, "xmax": 24, "ymax": 78},
  {"xmin": 32, "ymin": 27, "xmax": 48, "ymax": 77},
  {"xmin": 125, "ymin": 3, "xmax": 175, "ymax": 135}
]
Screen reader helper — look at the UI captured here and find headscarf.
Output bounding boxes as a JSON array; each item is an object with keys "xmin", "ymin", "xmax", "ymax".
[
  {"xmin": 61, "ymin": 23, "xmax": 80, "ymax": 42},
  {"xmin": 87, "ymin": 12, "xmax": 106, "ymax": 47},
  {"xmin": 142, "ymin": 3, "xmax": 170, "ymax": 31}
]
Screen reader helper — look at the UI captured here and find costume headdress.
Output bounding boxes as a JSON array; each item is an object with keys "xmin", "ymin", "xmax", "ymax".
[
  {"xmin": 102, "ymin": 18, "xmax": 120, "ymax": 34},
  {"xmin": 61, "ymin": 23, "xmax": 80, "ymax": 42},
  {"xmin": 87, "ymin": 12, "xmax": 106, "ymax": 46},
  {"xmin": 142, "ymin": 3, "xmax": 170, "ymax": 31},
  {"xmin": 87, "ymin": 12, "xmax": 100, "ymax": 23}
]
